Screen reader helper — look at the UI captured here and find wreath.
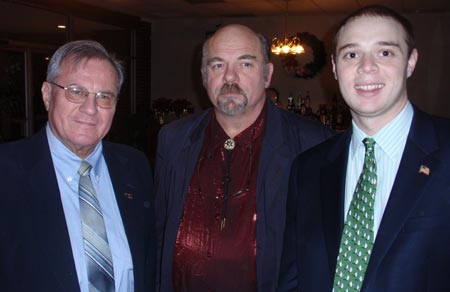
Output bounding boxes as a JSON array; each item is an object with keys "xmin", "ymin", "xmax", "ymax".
[{"xmin": 280, "ymin": 32, "xmax": 327, "ymax": 79}]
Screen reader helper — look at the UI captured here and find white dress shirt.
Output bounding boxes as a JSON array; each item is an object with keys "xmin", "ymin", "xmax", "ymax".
[{"xmin": 344, "ymin": 101, "xmax": 413, "ymax": 238}]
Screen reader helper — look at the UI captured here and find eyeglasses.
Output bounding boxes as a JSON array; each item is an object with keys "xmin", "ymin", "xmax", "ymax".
[{"xmin": 47, "ymin": 81, "xmax": 118, "ymax": 109}]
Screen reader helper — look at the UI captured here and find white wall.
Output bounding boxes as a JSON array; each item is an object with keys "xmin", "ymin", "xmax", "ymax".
[{"xmin": 151, "ymin": 12, "xmax": 450, "ymax": 118}]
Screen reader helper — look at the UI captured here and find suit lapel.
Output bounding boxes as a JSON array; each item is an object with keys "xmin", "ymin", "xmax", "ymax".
[
  {"xmin": 104, "ymin": 148, "xmax": 142, "ymax": 267},
  {"xmin": 177, "ymin": 112, "xmax": 211, "ymax": 212},
  {"xmin": 254, "ymin": 102, "xmax": 294, "ymax": 291},
  {"xmin": 257, "ymin": 103, "xmax": 287, "ymax": 209},
  {"xmin": 26, "ymin": 130, "xmax": 79, "ymax": 291},
  {"xmin": 321, "ymin": 131, "xmax": 351, "ymax": 280},
  {"xmin": 362, "ymin": 109, "xmax": 441, "ymax": 289}
]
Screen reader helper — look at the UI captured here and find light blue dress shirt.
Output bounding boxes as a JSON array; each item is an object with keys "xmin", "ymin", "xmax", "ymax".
[
  {"xmin": 46, "ymin": 124, "xmax": 134, "ymax": 292},
  {"xmin": 345, "ymin": 101, "xmax": 413, "ymax": 238}
]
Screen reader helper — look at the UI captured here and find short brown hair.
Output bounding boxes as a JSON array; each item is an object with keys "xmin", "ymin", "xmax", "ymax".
[{"xmin": 332, "ymin": 5, "xmax": 415, "ymax": 60}]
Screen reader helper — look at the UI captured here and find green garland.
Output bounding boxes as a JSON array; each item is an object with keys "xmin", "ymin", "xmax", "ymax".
[{"xmin": 280, "ymin": 32, "xmax": 327, "ymax": 79}]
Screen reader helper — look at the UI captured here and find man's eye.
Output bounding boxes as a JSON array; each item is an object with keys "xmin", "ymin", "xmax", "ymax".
[
  {"xmin": 381, "ymin": 50, "xmax": 391, "ymax": 57},
  {"xmin": 344, "ymin": 52, "xmax": 357, "ymax": 59},
  {"xmin": 97, "ymin": 93, "xmax": 113, "ymax": 100},
  {"xmin": 242, "ymin": 62, "xmax": 253, "ymax": 68},
  {"xmin": 211, "ymin": 63, "xmax": 223, "ymax": 70},
  {"xmin": 68, "ymin": 87, "xmax": 84, "ymax": 95}
]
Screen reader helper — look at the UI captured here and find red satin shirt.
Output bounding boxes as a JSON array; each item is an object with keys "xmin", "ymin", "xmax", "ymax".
[{"xmin": 172, "ymin": 107, "xmax": 266, "ymax": 292}]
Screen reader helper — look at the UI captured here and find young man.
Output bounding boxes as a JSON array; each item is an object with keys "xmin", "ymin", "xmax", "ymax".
[{"xmin": 278, "ymin": 5, "xmax": 450, "ymax": 292}]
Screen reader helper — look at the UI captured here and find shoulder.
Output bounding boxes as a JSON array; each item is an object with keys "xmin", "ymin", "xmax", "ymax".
[
  {"xmin": 268, "ymin": 104, "xmax": 336, "ymax": 152},
  {"xmin": 0, "ymin": 138, "xmax": 25, "ymax": 154},
  {"xmin": 412, "ymin": 107, "xmax": 450, "ymax": 146},
  {"xmin": 103, "ymin": 141, "xmax": 150, "ymax": 168},
  {"xmin": 293, "ymin": 130, "xmax": 348, "ymax": 169},
  {"xmin": 271, "ymin": 104, "xmax": 334, "ymax": 135},
  {"xmin": 429, "ymin": 115, "xmax": 450, "ymax": 144},
  {"xmin": 0, "ymin": 139, "xmax": 26, "ymax": 168},
  {"xmin": 157, "ymin": 109, "xmax": 211, "ymax": 147},
  {"xmin": 160, "ymin": 109, "xmax": 211, "ymax": 133},
  {"xmin": 103, "ymin": 140, "xmax": 143, "ymax": 153},
  {"xmin": 422, "ymin": 113, "xmax": 450, "ymax": 159},
  {"xmin": 0, "ymin": 131, "xmax": 46, "ymax": 165}
]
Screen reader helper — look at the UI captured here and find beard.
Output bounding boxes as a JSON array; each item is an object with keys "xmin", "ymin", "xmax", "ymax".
[{"xmin": 215, "ymin": 83, "xmax": 248, "ymax": 116}]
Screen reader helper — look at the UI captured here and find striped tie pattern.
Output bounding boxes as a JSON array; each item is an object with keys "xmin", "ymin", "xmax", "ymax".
[
  {"xmin": 333, "ymin": 138, "xmax": 377, "ymax": 292},
  {"xmin": 78, "ymin": 161, "xmax": 115, "ymax": 292}
]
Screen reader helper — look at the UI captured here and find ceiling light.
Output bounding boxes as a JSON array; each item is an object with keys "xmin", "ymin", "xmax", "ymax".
[{"xmin": 271, "ymin": 0, "xmax": 305, "ymax": 56}]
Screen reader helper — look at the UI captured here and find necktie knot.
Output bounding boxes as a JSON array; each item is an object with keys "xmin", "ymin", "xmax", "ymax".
[
  {"xmin": 363, "ymin": 137, "xmax": 376, "ymax": 153},
  {"xmin": 362, "ymin": 138, "xmax": 376, "ymax": 173},
  {"xmin": 78, "ymin": 161, "xmax": 92, "ymax": 177}
]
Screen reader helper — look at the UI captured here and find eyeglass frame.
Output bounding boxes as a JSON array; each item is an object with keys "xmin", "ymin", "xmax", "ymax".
[{"xmin": 46, "ymin": 81, "xmax": 118, "ymax": 109}]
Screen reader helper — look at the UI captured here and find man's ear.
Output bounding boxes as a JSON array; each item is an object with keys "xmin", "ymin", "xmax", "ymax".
[
  {"xmin": 331, "ymin": 55, "xmax": 337, "ymax": 80},
  {"xmin": 264, "ymin": 62, "xmax": 274, "ymax": 87},
  {"xmin": 41, "ymin": 81, "xmax": 52, "ymax": 111},
  {"xmin": 407, "ymin": 48, "xmax": 418, "ymax": 78}
]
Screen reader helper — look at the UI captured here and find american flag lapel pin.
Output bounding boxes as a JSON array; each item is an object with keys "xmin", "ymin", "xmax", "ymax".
[
  {"xmin": 124, "ymin": 192, "xmax": 133, "ymax": 199},
  {"xmin": 418, "ymin": 165, "xmax": 430, "ymax": 176}
]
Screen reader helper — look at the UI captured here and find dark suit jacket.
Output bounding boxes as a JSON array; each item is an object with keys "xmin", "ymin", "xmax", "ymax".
[
  {"xmin": 278, "ymin": 107, "xmax": 450, "ymax": 292},
  {"xmin": 155, "ymin": 100, "xmax": 334, "ymax": 292},
  {"xmin": 0, "ymin": 128, "xmax": 156, "ymax": 292}
]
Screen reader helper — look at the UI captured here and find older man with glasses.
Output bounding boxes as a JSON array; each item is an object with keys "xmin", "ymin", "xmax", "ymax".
[{"xmin": 0, "ymin": 40, "xmax": 155, "ymax": 292}]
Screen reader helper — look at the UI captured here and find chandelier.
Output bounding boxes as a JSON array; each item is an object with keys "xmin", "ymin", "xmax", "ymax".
[{"xmin": 271, "ymin": 0, "xmax": 305, "ymax": 55}]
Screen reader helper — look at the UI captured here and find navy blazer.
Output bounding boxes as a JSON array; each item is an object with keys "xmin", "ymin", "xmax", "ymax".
[
  {"xmin": 278, "ymin": 107, "xmax": 450, "ymax": 292},
  {"xmin": 0, "ymin": 128, "xmax": 155, "ymax": 292},
  {"xmin": 155, "ymin": 100, "xmax": 333, "ymax": 292}
]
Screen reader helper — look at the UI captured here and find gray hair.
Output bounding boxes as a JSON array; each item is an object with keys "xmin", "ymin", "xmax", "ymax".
[
  {"xmin": 200, "ymin": 30, "xmax": 271, "ymax": 87},
  {"xmin": 46, "ymin": 40, "xmax": 124, "ymax": 92}
]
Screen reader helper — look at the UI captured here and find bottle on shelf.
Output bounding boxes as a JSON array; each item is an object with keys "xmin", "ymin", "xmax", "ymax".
[
  {"xmin": 327, "ymin": 93, "xmax": 338, "ymax": 129},
  {"xmin": 296, "ymin": 92, "xmax": 304, "ymax": 115},
  {"xmin": 318, "ymin": 104, "xmax": 327, "ymax": 125},
  {"xmin": 335, "ymin": 93, "xmax": 346, "ymax": 131},
  {"xmin": 287, "ymin": 92, "xmax": 295, "ymax": 112},
  {"xmin": 304, "ymin": 91, "xmax": 312, "ymax": 117}
]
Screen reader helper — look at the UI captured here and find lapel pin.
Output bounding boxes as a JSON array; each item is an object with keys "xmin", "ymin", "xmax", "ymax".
[
  {"xmin": 418, "ymin": 165, "xmax": 430, "ymax": 176},
  {"xmin": 124, "ymin": 192, "xmax": 133, "ymax": 199}
]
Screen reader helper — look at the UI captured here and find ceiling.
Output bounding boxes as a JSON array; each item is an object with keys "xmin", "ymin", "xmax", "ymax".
[
  {"xmin": 76, "ymin": 0, "xmax": 450, "ymax": 21},
  {"xmin": 0, "ymin": 0, "xmax": 448, "ymax": 48}
]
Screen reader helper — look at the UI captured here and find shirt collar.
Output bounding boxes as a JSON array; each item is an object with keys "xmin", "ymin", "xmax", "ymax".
[
  {"xmin": 46, "ymin": 123, "xmax": 104, "ymax": 178},
  {"xmin": 350, "ymin": 101, "xmax": 414, "ymax": 159}
]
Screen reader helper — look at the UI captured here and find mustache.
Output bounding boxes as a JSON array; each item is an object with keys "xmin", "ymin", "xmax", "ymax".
[{"xmin": 219, "ymin": 83, "xmax": 245, "ymax": 95}]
